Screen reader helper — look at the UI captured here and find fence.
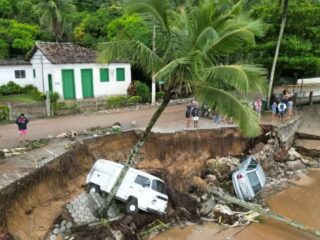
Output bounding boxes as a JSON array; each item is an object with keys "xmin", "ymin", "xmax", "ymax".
[{"xmin": 8, "ymin": 101, "xmax": 47, "ymax": 120}]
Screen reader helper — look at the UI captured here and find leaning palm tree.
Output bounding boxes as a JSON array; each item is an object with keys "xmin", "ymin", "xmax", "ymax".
[
  {"xmin": 97, "ymin": 0, "xmax": 267, "ymax": 215},
  {"xmin": 34, "ymin": 0, "xmax": 76, "ymax": 42}
]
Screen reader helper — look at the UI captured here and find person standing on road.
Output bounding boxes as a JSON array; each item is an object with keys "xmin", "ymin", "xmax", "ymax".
[
  {"xmin": 185, "ymin": 103, "xmax": 192, "ymax": 128},
  {"xmin": 16, "ymin": 113, "xmax": 29, "ymax": 143},
  {"xmin": 277, "ymin": 101, "xmax": 287, "ymax": 122},
  {"xmin": 271, "ymin": 101, "xmax": 277, "ymax": 122},
  {"xmin": 191, "ymin": 103, "xmax": 199, "ymax": 128},
  {"xmin": 287, "ymin": 98, "xmax": 294, "ymax": 119},
  {"xmin": 254, "ymin": 97, "xmax": 262, "ymax": 118}
]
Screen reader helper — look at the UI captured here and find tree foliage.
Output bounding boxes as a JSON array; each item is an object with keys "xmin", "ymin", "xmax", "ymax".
[
  {"xmin": 0, "ymin": 19, "xmax": 39, "ymax": 58},
  {"xmin": 249, "ymin": 0, "xmax": 320, "ymax": 80}
]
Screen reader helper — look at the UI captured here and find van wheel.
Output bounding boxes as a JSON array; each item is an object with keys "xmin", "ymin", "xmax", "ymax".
[
  {"xmin": 126, "ymin": 197, "xmax": 139, "ymax": 214},
  {"xmin": 88, "ymin": 184, "xmax": 100, "ymax": 194}
]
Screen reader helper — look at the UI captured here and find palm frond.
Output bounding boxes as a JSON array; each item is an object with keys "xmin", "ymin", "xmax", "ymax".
[
  {"xmin": 97, "ymin": 39, "xmax": 164, "ymax": 75},
  {"xmin": 202, "ymin": 64, "xmax": 267, "ymax": 94},
  {"xmin": 196, "ymin": 85, "xmax": 261, "ymax": 137},
  {"xmin": 126, "ymin": 0, "xmax": 170, "ymax": 34}
]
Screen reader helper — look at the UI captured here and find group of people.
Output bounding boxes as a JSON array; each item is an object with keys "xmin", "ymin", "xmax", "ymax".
[{"xmin": 271, "ymin": 88, "xmax": 294, "ymax": 122}]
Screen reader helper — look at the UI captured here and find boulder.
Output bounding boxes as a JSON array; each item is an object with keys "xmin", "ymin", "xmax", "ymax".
[
  {"xmin": 204, "ymin": 174, "xmax": 218, "ymax": 184},
  {"xmin": 200, "ymin": 198, "xmax": 216, "ymax": 215},
  {"xmin": 286, "ymin": 160, "xmax": 306, "ymax": 171},
  {"xmin": 287, "ymin": 148, "xmax": 302, "ymax": 161},
  {"xmin": 191, "ymin": 176, "xmax": 207, "ymax": 192}
]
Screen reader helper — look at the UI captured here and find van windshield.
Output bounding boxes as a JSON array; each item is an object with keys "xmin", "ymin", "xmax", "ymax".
[{"xmin": 151, "ymin": 180, "xmax": 167, "ymax": 195}]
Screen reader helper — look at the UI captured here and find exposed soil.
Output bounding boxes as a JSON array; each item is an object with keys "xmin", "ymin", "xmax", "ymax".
[{"xmin": 0, "ymin": 128, "xmax": 250, "ymax": 239}]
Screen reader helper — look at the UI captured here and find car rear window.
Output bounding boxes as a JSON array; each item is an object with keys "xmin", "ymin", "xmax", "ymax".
[
  {"xmin": 151, "ymin": 180, "xmax": 167, "ymax": 195},
  {"xmin": 135, "ymin": 175, "xmax": 150, "ymax": 187},
  {"xmin": 246, "ymin": 158, "xmax": 258, "ymax": 171},
  {"xmin": 248, "ymin": 171, "xmax": 262, "ymax": 194}
]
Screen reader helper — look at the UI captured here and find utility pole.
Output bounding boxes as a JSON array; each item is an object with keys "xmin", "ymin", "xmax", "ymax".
[
  {"xmin": 151, "ymin": 25, "xmax": 156, "ymax": 105},
  {"xmin": 267, "ymin": 0, "xmax": 289, "ymax": 108}
]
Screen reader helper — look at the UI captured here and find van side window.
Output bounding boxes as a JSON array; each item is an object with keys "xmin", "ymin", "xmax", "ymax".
[
  {"xmin": 152, "ymin": 180, "xmax": 167, "ymax": 195},
  {"xmin": 135, "ymin": 175, "xmax": 150, "ymax": 187}
]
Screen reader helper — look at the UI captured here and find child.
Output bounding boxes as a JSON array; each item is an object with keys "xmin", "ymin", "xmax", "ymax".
[
  {"xmin": 277, "ymin": 101, "xmax": 286, "ymax": 122},
  {"xmin": 15, "ymin": 113, "xmax": 29, "ymax": 143}
]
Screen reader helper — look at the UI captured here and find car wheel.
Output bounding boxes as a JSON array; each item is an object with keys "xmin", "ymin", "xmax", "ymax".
[
  {"xmin": 88, "ymin": 184, "xmax": 100, "ymax": 194},
  {"xmin": 126, "ymin": 197, "xmax": 139, "ymax": 214}
]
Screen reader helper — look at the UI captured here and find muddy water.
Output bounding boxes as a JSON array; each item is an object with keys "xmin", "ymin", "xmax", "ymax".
[{"xmin": 152, "ymin": 169, "xmax": 320, "ymax": 240}]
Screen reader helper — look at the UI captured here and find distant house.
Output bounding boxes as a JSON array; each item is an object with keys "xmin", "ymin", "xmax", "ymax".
[
  {"xmin": 0, "ymin": 59, "xmax": 34, "ymax": 86},
  {"xmin": 0, "ymin": 42, "xmax": 132, "ymax": 100}
]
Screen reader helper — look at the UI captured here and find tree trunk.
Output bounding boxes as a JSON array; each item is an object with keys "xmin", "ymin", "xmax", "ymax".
[
  {"xmin": 99, "ymin": 89, "xmax": 172, "ymax": 216},
  {"xmin": 267, "ymin": 0, "xmax": 289, "ymax": 108},
  {"xmin": 210, "ymin": 188, "xmax": 320, "ymax": 238},
  {"xmin": 151, "ymin": 25, "xmax": 156, "ymax": 105}
]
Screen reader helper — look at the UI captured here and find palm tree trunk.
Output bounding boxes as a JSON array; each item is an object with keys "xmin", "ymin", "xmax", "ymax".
[
  {"xmin": 151, "ymin": 24, "xmax": 157, "ymax": 105},
  {"xmin": 210, "ymin": 188, "xmax": 320, "ymax": 238},
  {"xmin": 267, "ymin": 0, "xmax": 289, "ymax": 108},
  {"xmin": 99, "ymin": 88, "xmax": 172, "ymax": 216}
]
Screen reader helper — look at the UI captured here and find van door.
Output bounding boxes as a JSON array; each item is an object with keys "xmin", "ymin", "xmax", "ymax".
[
  {"xmin": 129, "ymin": 175, "xmax": 152, "ymax": 211},
  {"xmin": 149, "ymin": 179, "xmax": 168, "ymax": 213}
]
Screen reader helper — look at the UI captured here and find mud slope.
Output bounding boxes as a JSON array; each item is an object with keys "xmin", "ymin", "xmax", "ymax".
[{"xmin": 0, "ymin": 128, "xmax": 249, "ymax": 239}]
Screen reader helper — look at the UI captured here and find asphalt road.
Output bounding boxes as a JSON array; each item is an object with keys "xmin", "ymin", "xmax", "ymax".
[{"xmin": 0, "ymin": 104, "xmax": 188, "ymax": 148}]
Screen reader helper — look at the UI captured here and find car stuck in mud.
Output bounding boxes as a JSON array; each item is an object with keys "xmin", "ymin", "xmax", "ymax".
[
  {"xmin": 232, "ymin": 156, "xmax": 266, "ymax": 200},
  {"xmin": 86, "ymin": 159, "xmax": 168, "ymax": 214}
]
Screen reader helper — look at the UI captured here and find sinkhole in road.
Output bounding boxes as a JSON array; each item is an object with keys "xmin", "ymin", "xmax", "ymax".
[{"xmin": 0, "ymin": 127, "xmax": 272, "ymax": 240}]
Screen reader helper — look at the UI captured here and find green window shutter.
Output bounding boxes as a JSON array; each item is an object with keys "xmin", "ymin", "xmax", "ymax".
[
  {"xmin": 100, "ymin": 68, "xmax": 109, "ymax": 82},
  {"xmin": 33, "ymin": 69, "xmax": 36, "ymax": 78},
  {"xmin": 116, "ymin": 68, "xmax": 125, "ymax": 81}
]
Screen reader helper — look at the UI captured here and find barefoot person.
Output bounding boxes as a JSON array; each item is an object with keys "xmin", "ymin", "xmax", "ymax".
[{"xmin": 16, "ymin": 113, "xmax": 29, "ymax": 143}]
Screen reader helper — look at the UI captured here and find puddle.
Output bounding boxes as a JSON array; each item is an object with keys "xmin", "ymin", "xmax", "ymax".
[{"xmin": 152, "ymin": 169, "xmax": 320, "ymax": 240}]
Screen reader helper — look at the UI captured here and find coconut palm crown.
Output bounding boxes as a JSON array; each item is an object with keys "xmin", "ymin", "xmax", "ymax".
[
  {"xmin": 35, "ymin": 0, "xmax": 76, "ymax": 42},
  {"xmin": 99, "ymin": 0, "xmax": 267, "ymax": 137}
]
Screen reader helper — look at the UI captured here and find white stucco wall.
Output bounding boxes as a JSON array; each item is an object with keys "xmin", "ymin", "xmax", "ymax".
[
  {"xmin": 0, "ymin": 65, "xmax": 34, "ymax": 86},
  {"xmin": 297, "ymin": 77, "xmax": 320, "ymax": 85},
  {"xmin": 30, "ymin": 50, "xmax": 132, "ymax": 99}
]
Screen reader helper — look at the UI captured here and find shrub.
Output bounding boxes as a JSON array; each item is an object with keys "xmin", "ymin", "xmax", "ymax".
[
  {"xmin": 156, "ymin": 91, "xmax": 165, "ymax": 100},
  {"xmin": 22, "ymin": 84, "xmax": 37, "ymax": 94},
  {"xmin": 0, "ymin": 81, "xmax": 22, "ymax": 95},
  {"xmin": 134, "ymin": 81, "xmax": 150, "ymax": 103},
  {"xmin": 127, "ymin": 96, "xmax": 142, "ymax": 105},
  {"xmin": 49, "ymin": 92, "xmax": 60, "ymax": 103},
  {"xmin": 29, "ymin": 89, "xmax": 46, "ymax": 101},
  {"xmin": 0, "ymin": 105, "xmax": 9, "ymax": 121},
  {"xmin": 106, "ymin": 96, "xmax": 128, "ymax": 108}
]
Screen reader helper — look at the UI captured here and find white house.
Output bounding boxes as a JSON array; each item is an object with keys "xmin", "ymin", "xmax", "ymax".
[
  {"xmin": 29, "ymin": 42, "xmax": 131, "ymax": 100},
  {"xmin": 0, "ymin": 42, "xmax": 132, "ymax": 100},
  {"xmin": 0, "ymin": 59, "xmax": 34, "ymax": 86}
]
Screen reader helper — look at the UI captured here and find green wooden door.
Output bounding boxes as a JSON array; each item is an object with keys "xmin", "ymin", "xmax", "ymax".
[
  {"xmin": 62, "ymin": 69, "xmax": 76, "ymax": 99},
  {"xmin": 48, "ymin": 74, "xmax": 53, "ymax": 92},
  {"xmin": 81, "ymin": 69, "xmax": 94, "ymax": 98}
]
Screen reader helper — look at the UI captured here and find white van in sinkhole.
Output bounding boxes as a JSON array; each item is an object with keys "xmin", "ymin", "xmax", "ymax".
[{"xmin": 86, "ymin": 159, "xmax": 168, "ymax": 214}]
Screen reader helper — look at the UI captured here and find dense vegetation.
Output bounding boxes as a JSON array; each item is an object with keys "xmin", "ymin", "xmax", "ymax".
[{"xmin": 1, "ymin": 0, "xmax": 320, "ymax": 83}]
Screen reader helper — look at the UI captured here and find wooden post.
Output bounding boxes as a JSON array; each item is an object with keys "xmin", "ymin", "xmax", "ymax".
[
  {"xmin": 46, "ymin": 91, "xmax": 51, "ymax": 117},
  {"xmin": 209, "ymin": 188, "xmax": 320, "ymax": 238},
  {"xmin": 309, "ymin": 91, "xmax": 313, "ymax": 106},
  {"xmin": 7, "ymin": 103, "xmax": 12, "ymax": 121}
]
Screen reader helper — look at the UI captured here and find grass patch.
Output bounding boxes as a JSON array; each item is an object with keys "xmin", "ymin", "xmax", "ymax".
[{"xmin": 0, "ymin": 94, "xmax": 38, "ymax": 104}]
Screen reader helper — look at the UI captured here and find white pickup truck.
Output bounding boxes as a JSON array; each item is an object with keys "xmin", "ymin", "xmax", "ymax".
[{"xmin": 86, "ymin": 159, "xmax": 168, "ymax": 214}]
